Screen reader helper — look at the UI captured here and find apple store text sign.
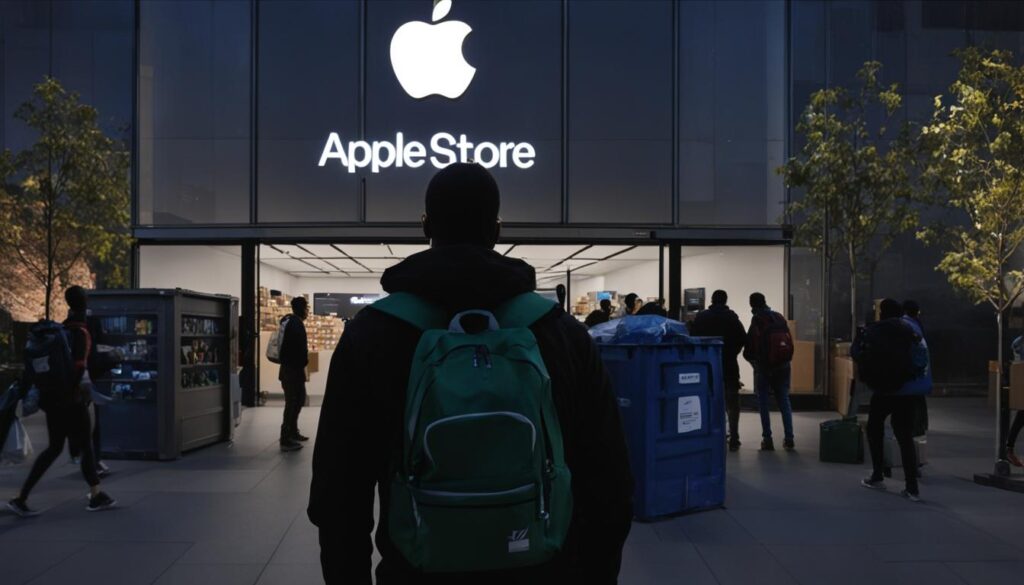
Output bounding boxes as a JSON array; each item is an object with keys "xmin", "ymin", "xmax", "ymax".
[
  {"xmin": 317, "ymin": 1, "xmax": 539, "ymax": 175},
  {"xmin": 318, "ymin": 132, "xmax": 536, "ymax": 173}
]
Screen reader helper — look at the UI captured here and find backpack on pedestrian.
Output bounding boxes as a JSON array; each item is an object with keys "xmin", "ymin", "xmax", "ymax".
[
  {"xmin": 265, "ymin": 315, "xmax": 290, "ymax": 364},
  {"xmin": 371, "ymin": 291, "xmax": 573, "ymax": 573},
  {"xmin": 852, "ymin": 319, "xmax": 920, "ymax": 394},
  {"xmin": 754, "ymin": 312, "xmax": 794, "ymax": 368},
  {"xmin": 23, "ymin": 320, "xmax": 80, "ymax": 410}
]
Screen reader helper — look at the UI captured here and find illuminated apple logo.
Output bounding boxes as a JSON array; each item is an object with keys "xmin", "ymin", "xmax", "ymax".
[{"xmin": 389, "ymin": 0, "xmax": 476, "ymax": 99}]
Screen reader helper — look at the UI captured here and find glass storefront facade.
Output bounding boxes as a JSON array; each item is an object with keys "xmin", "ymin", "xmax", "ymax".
[{"xmin": 5, "ymin": 0, "xmax": 1023, "ymax": 392}]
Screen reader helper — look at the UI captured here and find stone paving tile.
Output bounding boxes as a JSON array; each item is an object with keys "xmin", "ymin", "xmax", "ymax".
[
  {"xmin": 255, "ymin": 563, "xmax": 325, "ymax": 585},
  {"xmin": 154, "ymin": 563, "xmax": 265, "ymax": 585},
  {"xmin": 767, "ymin": 545, "xmax": 966, "ymax": 585},
  {"xmin": 869, "ymin": 542, "xmax": 1024, "ymax": 563},
  {"xmin": 27, "ymin": 541, "xmax": 191, "ymax": 585},
  {"xmin": 619, "ymin": 541, "xmax": 718, "ymax": 585},
  {"xmin": 946, "ymin": 560, "xmax": 1024, "ymax": 584},
  {"xmin": 697, "ymin": 544, "xmax": 798, "ymax": 585},
  {"xmin": 0, "ymin": 539, "xmax": 87, "ymax": 585}
]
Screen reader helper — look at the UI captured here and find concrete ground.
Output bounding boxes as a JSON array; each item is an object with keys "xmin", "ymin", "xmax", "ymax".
[{"xmin": 1, "ymin": 397, "xmax": 1022, "ymax": 585}]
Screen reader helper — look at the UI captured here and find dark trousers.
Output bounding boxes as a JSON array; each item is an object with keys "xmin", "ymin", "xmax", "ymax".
[
  {"xmin": 725, "ymin": 381, "xmax": 740, "ymax": 442},
  {"xmin": 68, "ymin": 403, "xmax": 102, "ymax": 462},
  {"xmin": 754, "ymin": 365, "xmax": 794, "ymax": 440},
  {"xmin": 280, "ymin": 368, "xmax": 307, "ymax": 440},
  {"xmin": 1008, "ymin": 411, "xmax": 1024, "ymax": 450},
  {"xmin": 866, "ymin": 393, "xmax": 918, "ymax": 494},
  {"xmin": 20, "ymin": 404, "xmax": 99, "ymax": 500}
]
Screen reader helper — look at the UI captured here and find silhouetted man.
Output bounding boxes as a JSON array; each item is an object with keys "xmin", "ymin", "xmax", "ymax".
[
  {"xmin": 690, "ymin": 290, "xmax": 746, "ymax": 451},
  {"xmin": 309, "ymin": 163, "xmax": 633, "ymax": 584}
]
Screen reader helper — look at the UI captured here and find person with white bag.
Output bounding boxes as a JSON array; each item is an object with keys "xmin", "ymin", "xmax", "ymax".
[{"xmin": 7, "ymin": 286, "xmax": 116, "ymax": 517}]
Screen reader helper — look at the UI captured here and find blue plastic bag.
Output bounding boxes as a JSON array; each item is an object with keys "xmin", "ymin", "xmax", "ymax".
[
  {"xmin": 588, "ymin": 315, "xmax": 690, "ymax": 344},
  {"xmin": 21, "ymin": 386, "xmax": 41, "ymax": 417}
]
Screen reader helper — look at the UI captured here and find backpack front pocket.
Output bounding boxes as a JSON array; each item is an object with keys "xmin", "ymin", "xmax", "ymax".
[
  {"xmin": 407, "ymin": 483, "xmax": 551, "ymax": 572},
  {"xmin": 421, "ymin": 411, "xmax": 537, "ymax": 480}
]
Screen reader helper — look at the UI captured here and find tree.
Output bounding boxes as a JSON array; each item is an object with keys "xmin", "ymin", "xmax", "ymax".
[
  {"xmin": 919, "ymin": 48, "xmax": 1024, "ymax": 474},
  {"xmin": 779, "ymin": 61, "xmax": 919, "ymax": 337},
  {"xmin": 0, "ymin": 77, "xmax": 130, "ymax": 319}
]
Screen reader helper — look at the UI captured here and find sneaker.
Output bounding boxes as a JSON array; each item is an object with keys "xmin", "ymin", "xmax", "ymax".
[
  {"xmin": 861, "ymin": 476, "xmax": 887, "ymax": 490},
  {"xmin": 292, "ymin": 432, "xmax": 310, "ymax": 442},
  {"xmin": 728, "ymin": 440, "xmax": 741, "ymax": 452},
  {"xmin": 280, "ymin": 439, "xmax": 303, "ymax": 452},
  {"xmin": 900, "ymin": 489, "xmax": 921, "ymax": 503},
  {"xmin": 7, "ymin": 498, "xmax": 39, "ymax": 518},
  {"xmin": 86, "ymin": 492, "xmax": 117, "ymax": 512},
  {"xmin": 760, "ymin": 438, "xmax": 775, "ymax": 452},
  {"xmin": 1008, "ymin": 449, "xmax": 1023, "ymax": 468},
  {"xmin": 783, "ymin": 438, "xmax": 795, "ymax": 451},
  {"xmin": 96, "ymin": 461, "xmax": 111, "ymax": 478}
]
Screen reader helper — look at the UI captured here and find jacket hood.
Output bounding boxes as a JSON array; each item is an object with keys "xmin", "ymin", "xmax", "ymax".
[{"xmin": 381, "ymin": 244, "xmax": 536, "ymax": 314}]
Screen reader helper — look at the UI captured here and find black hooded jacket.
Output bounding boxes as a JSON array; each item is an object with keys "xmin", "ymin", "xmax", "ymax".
[
  {"xmin": 308, "ymin": 244, "xmax": 634, "ymax": 585},
  {"xmin": 689, "ymin": 303, "xmax": 746, "ymax": 389}
]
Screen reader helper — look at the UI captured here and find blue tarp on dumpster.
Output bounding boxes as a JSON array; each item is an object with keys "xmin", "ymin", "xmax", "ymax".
[{"xmin": 596, "ymin": 320, "xmax": 725, "ymax": 520}]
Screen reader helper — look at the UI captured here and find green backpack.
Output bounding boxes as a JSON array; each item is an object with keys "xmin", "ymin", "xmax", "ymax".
[{"xmin": 372, "ymin": 292, "xmax": 573, "ymax": 573}]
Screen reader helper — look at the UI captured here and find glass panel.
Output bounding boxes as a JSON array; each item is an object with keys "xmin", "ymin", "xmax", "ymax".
[
  {"xmin": 568, "ymin": 0, "xmax": 672, "ymax": 224},
  {"xmin": 257, "ymin": 0, "xmax": 361, "ymax": 223},
  {"xmin": 138, "ymin": 0, "xmax": 250, "ymax": 225},
  {"xmin": 96, "ymin": 315, "xmax": 160, "ymax": 403},
  {"xmin": 678, "ymin": 0, "xmax": 787, "ymax": 226}
]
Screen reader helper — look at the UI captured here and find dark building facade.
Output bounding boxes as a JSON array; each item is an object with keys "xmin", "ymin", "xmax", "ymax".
[{"xmin": 2, "ymin": 0, "xmax": 1022, "ymax": 401}]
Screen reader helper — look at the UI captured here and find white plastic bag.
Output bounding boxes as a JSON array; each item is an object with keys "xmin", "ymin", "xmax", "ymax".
[{"xmin": 1, "ymin": 418, "xmax": 33, "ymax": 465}]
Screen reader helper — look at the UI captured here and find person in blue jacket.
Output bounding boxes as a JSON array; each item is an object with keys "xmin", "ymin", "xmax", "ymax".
[{"xmin": 856, "ymin": 299, "xmax": 928, "ymax": 502}]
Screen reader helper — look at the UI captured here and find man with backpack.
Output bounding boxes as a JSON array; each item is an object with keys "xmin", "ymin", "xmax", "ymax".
[
  {"xmin": 308, "ymin": 163, "xmax": 634, "ymax": 584},
  {"xmin": 690, "ymin": 290, "xmax": 747, "ymax": 451},
  {"xmin": 743, "ymin": 292, "xmax": 795, "ymax": 451},
  {"xmin": 278, "ymin": 296, "xmax": 310, "ymax": 452},
  {"xmin": 7, "ymin": 286, "xmax": 116, "ymax": 517},
  {"xmin": 854, "ymin": 298, "xmax": 925, "ymax": 502}
]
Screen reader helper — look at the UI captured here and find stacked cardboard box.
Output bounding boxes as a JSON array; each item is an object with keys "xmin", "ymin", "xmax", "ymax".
[
  {"xmin": 787, "ymin": 319, "xmax": 817, "ymax": 393},
  {"xmin": 1011, "ymin": 362, "xmax": 1024, "ymax": 410},
  {"xmin": 258, "ymin": 287, "xmax": 343, "ymax": 352}
]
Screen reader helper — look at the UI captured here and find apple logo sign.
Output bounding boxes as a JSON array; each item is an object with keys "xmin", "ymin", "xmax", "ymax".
[{"xmin": 390, "ymin": 0, "xmax": 476, "ymax": 99}]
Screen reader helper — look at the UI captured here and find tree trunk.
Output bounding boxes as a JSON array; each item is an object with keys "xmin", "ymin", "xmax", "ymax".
[
  {"xmin": 995, "ymin": 310, "xmax": 1007, "ymax": 471},
  {"xmin": 45, "ymin": 199, "xmax": 54, "ymax": 321},
  {"xmin": 849, "ymin": 244, "xmax": 858, "ymax": 338}
]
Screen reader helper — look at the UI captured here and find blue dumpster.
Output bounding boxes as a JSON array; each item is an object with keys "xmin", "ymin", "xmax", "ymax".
[{"xmin": 599, "ymin": 339, "xmax": 725, "ymax": 520}]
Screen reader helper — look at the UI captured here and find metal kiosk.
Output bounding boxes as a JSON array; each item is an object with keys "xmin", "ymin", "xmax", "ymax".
[{"xmin": 89, "ymin": 289, "xmax": 238, "ymax": 460}]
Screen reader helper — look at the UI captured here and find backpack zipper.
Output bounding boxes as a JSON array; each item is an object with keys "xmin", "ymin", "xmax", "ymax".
[{"xmin": 422, "ymin": 411, "xmax": 537, "ymax": 466}]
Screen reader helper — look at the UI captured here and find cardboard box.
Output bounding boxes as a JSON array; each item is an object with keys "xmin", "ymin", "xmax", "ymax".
[
  {"xmin": 306, "ymin": 352, "xmax": 320, "ymax": 375},
  {"xmin": 832, "ymin": 356, "xmax": 856, "ymax": 416},
  {"xmin": 791, "ymin": 340, "xmax": 816, "ymax": 393},
  {"xmin": 1011, "ymin": 361, "xmax": 1024, "ymax": 411},
  {"xmin": 834, "ymin": 342, "xmax": 852, "ymax": 358}
]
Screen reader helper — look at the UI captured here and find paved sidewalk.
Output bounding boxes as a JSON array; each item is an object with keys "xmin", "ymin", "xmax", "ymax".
[{"xmin": 2, "ymin": 398, "xmax": 1022, "ymax": 584}]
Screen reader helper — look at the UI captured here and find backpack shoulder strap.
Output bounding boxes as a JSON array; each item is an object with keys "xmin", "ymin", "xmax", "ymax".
[
  {"xmin": 495, "ymin": 292, "xmax": 557, "ymax": 329},
  {"xmin": 371, "ymin": 292, "xmax": 448, "ymax": 331}
]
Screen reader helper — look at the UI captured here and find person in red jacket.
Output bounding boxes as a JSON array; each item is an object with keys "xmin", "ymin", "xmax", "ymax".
[{"xmin": 7, "ymin": 286, "xmax": 116, "ymax": 517}]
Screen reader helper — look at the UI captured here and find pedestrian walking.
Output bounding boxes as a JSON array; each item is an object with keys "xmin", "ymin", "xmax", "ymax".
[
  {"xmin": 855, "ymin": 298, "xmax": 927, "ymax": 502},
  {"xmin": 7, "ymin": 286, "xmax": 116, "ymax": 517}
]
